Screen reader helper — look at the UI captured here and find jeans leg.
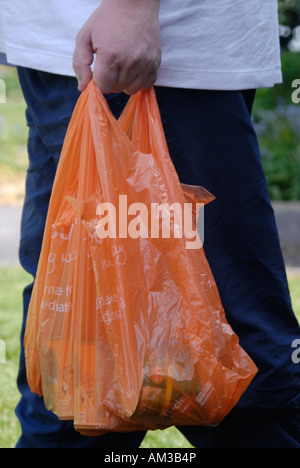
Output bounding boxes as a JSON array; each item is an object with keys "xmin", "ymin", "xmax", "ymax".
[{"xmin": 154, "ymin": 86, "xmax": 300, "ymax": 448}]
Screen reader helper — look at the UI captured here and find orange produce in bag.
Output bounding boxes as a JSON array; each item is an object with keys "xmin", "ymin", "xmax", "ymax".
[{"xmin": 24, "ymin": 81, "xmax": 258, "ymax": 436}]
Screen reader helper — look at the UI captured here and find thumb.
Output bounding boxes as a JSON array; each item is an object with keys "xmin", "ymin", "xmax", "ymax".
[
  {"xmin": 73, "ymin": 30, "xmax": 94, "ymax": 92},
  {"xmin": 92, "ymin": 50, "xmax": 120, "ymax": 94}
]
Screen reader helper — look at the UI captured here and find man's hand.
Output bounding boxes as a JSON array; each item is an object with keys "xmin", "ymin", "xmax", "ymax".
[{"xmin": 73, "ymin": 0, "xmax": 161, "ymax": 95}]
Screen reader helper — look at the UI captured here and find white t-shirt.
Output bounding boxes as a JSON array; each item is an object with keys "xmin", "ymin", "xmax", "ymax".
[{"xmin": 0, "ymin": 0, "xmax": 282, "ymax": 90}]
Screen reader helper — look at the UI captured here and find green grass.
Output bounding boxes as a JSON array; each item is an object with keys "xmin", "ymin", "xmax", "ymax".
[
  {"xmin": 0, "ymin": 67, "xmax": 27, "ymax": 166},
  {"xmin": 0, "ymin": 267, "xmax": 31, "ymax": 448},
  {"xmin": 0, "ymin": 99, "xmax": 27, "ymax": 172},
  {"xmin": 0, "ymin": 265, "xmax": 299, "ymax": 449}
]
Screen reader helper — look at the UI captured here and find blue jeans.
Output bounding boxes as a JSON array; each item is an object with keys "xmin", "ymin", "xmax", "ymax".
[{"xmin": 15, "ymin": 67, "xmax": 300, "ymax": 448}]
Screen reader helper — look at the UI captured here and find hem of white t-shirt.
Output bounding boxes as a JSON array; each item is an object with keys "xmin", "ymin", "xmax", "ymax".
[
  {"xmin": 4, "ymin": 45, "xmax": 74, "ymax": 76},
  {"xmin": 156, "ymin": 66, "xmax": 283, "ymax": 90},
  {"xmin": 4, "ymin": 44, "xmax": 283, "ymax": 90}
]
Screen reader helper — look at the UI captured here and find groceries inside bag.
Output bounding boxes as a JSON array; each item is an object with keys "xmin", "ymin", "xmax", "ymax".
[{"xmin": 24, "ymin": 81, "xmax": 258, "ymax": 435}]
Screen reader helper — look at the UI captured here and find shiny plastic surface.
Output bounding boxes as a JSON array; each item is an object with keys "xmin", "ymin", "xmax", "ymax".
[{"xmin": 24, "ymin": 81, "xmax": 258, "ymax": 435}]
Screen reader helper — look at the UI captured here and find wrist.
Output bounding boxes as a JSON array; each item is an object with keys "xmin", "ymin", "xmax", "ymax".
[{"xmin": 101, "ymin": 0, "xmax": 160, "ymax": 14}]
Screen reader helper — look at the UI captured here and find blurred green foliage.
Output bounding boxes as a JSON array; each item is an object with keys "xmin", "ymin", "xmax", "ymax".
[
  {"xmin": 253, "ymin": 2, "xmax": 300, "ymax": 201},
  {"xmin": 253, "ymin": 51, "xmax": 300, "ymax": 201},
  {"xmin": 254, "ymin": 52, "xmax": 300, "ymax": 109},
  {"xmin": 278, "ymin": 0, "xmax": 300, "ymax": 49}
]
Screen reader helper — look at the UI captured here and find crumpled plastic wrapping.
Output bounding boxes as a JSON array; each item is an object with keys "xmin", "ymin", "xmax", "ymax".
[{"xmin": 24, "ymin": 81, "xmax": 258, "ymax": 436}]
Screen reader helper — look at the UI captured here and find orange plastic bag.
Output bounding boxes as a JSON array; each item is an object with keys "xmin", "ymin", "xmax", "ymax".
[{"xmin": 24, "ymin": 81, "xmax": 258, "ymax": 435}]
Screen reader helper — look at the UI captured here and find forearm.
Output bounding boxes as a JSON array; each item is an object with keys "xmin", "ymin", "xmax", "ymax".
[{"xmin": 103, "ymin": 0, "xmax": 160, "ymax": 12}]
